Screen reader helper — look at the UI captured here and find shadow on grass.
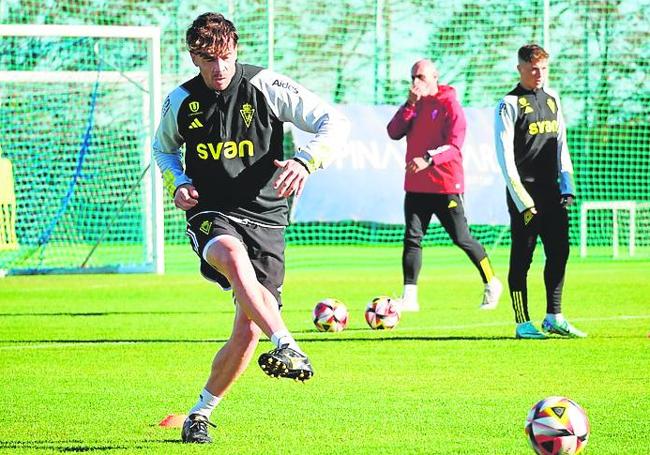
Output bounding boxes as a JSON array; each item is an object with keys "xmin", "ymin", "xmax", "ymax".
[
  {"xmin": 0, "ymin": 307, "xmax": 337, "ymax": 317},
  {"xmin": 0, "ymin": 310, "xmax": 230, "ymax": 317},
  {"xmin": 301, "ymin": 335, "xmax": 515, "ymax": 341},
  {"xmin": 0, "ymin": 338, "xmax": 232, "ymax": 344},
  {"xmin": 0, "ymin": 439, "xmax": 181, "ymax": 451},
  {"xmin": 1, "ymin": 335, "xmax": 517, "ymax": 344}
]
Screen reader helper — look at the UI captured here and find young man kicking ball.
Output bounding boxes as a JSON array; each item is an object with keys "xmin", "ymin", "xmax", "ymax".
[{"xmin": 153, "ymin": 12, "xmax": 349, "ymax": 442}]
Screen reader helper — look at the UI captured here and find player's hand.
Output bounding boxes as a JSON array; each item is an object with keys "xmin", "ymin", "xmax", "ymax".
[
  {"xmin": 174, "ymin": 184, "xmax": 199, "ymax": 211},
  {"xmin": 406, "ymin": 156, "xmax": 430, "ymax": 174},
  {"xmin": 523, "ymin": 207, "xmax": 537, "ymax": 225},
  {"xmin": 407, "ymin": 79, "xmax": 426, "ymax": 106},
  {"xmin": 560, "ymin": 195, "xmax": 574, "ymax": 208},
  {"xmin": 273, "ymin": 159, "xmax": 309, "ymax": 198}
]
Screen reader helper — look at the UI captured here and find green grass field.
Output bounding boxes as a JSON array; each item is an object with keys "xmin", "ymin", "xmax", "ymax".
[{"xmin": 1, "ymin": 245, "xmax": 648, "ymax": 454}]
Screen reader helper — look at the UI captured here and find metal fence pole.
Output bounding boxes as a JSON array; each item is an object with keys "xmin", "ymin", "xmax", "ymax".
[
  {"xmin": 543, "ymin": 0, "xmax": 550, "ymax": 51},
  {"xmin": 374, "ymin": 0, "xmax": 384, "ymax": 104},
  {"xmin": 268, "ymin": 0, "xmax": 274, "ymax": 71}
]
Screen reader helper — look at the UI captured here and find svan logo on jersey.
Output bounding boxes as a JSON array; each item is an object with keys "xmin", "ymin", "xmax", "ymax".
[
  {"xmin": 196, "ymin": 140, "xmax": 255, "ymax": 160},
  {"xmin": 528, "ymin": 119, "xmax": 559, "ymax": 135},
  {"xmin": 272, "ymin": 79, "xmax": 299, "ymax": 94}
]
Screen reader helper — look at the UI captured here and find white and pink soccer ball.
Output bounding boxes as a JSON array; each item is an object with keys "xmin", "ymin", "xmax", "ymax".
[
  {"xmin": 364, "ymin": 296, "xmax": 400, "ymax": 330},
  {"xmin": 525, "ymin": 396, "xmax": 590, "ymax": 455},
  {"xmin": 312, "ymin": 298, "xmax": 349, "ymax": 332}
]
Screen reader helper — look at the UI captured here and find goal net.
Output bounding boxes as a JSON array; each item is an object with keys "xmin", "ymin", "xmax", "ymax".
[{"xmin": 0, "ymin": 25, "xmax": 163, "ymax": 275}]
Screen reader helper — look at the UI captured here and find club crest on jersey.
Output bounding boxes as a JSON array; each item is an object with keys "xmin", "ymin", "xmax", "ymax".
[
  {"xmin": 518, "ymin": 97, "xmax": 534, "ymax": 114},
  {"xmin": 547, "ymin": 98, "xmax": 557, "ymax": 114},
  {"xmin": 240, "ymin": 103, "xmax": 255, "ymax": 128},
  {"xmin": 199, "ymin": 220, "xmax": 212, "ymax": 235}
]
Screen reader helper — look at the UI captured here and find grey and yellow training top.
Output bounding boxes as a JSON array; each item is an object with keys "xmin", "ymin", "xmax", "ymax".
[
  {"xmin": 153, "ymin": 62, "xmax": 349, "ymax": 226},
  {"xmin": 494, "ymin": 84, "xmax": 575, "ymax": 213}
]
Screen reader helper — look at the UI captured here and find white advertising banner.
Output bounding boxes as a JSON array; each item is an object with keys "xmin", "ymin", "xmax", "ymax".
[{"xmin": 290, "ymin": 104, "xmax": 508, "ymax": 225}]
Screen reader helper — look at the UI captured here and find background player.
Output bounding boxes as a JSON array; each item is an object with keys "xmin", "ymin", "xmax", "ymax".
[{"xmin": 494, "ymin": 44, "xmax": 586, "ymax": 339}]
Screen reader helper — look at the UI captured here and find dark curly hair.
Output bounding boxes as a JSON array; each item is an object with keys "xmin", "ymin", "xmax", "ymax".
[{"xmin": 186, "ymin": 12, "xmax": 239, "ymax": 59}]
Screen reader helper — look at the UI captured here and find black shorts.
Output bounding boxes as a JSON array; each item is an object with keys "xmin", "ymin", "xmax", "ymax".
[{"xmin": 186, "ymin": 211, "xmax": 286, "ymax": 303}]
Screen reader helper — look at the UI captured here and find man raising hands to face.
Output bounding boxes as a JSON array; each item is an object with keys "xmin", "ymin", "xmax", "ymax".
[{"xmin": 387, "ymin": 59, "xmax": 503, "ymax": 313}]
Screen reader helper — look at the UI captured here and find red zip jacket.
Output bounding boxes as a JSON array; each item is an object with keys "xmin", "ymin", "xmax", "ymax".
[{"xmin": 387, "ymin": 84, "xmax": 466, "ymax": 194}]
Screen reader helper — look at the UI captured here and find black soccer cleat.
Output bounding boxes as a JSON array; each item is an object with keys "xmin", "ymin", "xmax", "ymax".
[
  {"xmin": 181, "ymin": 413, "xmax": 216, "ymax": 444},
  {"xmin": 258, "ymin": 345, "xmax": 314, "ymax": 382}
]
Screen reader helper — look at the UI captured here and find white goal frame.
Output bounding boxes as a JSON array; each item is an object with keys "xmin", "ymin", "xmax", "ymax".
[
  {"xmin": 580, "ymin": 200, "xmax": 650, "ymax": 258},
  {"xmin": 0, "ymin": 24, "xmax": 164, "ymax": 274}
]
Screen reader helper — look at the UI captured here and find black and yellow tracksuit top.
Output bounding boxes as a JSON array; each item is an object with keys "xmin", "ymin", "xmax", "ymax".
[
  {"xmin": 494, "ymin": 84, "xmax": 575, "ymax": 213},
  {"xmin": 153, "ymin": 62, "xmax": 349, "ymax": 226}
]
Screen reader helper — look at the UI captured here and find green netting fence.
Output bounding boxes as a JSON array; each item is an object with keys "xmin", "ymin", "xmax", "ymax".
[
  {"xmin": 0, "ymin": 31, "xmax": 158, "ymax": 273},
  {"xmin": 0, "ymin": 0, "xmax": 648, "ymax": 269}
]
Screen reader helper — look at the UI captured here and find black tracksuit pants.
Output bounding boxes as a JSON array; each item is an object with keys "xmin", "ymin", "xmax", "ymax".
[
  {"xmin": 402, "ymin": 192, "xmax": 491, "ymax": 285},
  {"xmin": 506, "ymin": 183, "xmax": 569, "ymax": 323}
]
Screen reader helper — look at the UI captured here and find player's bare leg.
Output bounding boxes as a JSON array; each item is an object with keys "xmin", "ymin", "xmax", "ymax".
[
  {"xmin": 205, "ymin": 236, "xmax": 313, "ymax": 380},
  {"xmin": 205, "ymin": 304, "xmax": 263, "ymax": 396},
  {"xmin": 205, "ymin": 236, "xmax": 286, "ymax": 336},
  {"xmin": 182, "ymin": 305, "xmax": 261, "ymax": 443}
]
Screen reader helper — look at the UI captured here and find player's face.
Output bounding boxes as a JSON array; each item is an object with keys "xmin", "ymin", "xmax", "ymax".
[
  {"xmin": 517, "ymin": 58, "xmax": 548, "ymax": 90},
  {"xmin": 191, "ymin": 42, "xmax": 238, "ymax": 91},
  {"xmin": 411, "ymin": 63, "xmax": 438, "ymax": 96}
]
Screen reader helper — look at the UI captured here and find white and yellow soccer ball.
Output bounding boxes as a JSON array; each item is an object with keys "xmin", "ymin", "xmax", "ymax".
[
  {"xmin": 525, "ymin": 396, "xmax": 590, "ymax": 455},
  {"xmin": 312, "ymin": 298, "xmax": 349, "ymax": 332},
  {"xmin": 364, "ymin": 296, "xmax": 400, "ymax": 330}
]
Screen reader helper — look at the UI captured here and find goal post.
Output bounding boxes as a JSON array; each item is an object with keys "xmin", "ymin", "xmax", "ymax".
[{"xmin": 0, "ymin": 24, "xmax": 164, "ymax": 275}]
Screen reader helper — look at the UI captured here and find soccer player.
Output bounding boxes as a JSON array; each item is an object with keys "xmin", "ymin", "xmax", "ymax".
[
  {"xmin": 387, "ymin": 59, "xmax": 503, "ymax": 312},
  {"xmin": 153, "ymin": 13, "xmax": 349, "ymax": 443},
  {"xmin": 494, "ymin": 44, "xmax": 586, "ymax": 339}
]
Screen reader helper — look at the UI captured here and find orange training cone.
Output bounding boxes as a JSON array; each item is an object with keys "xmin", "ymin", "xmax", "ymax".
[{"xmin": 159, "ymin": 414, "xmax": 187, "ymax": 428}]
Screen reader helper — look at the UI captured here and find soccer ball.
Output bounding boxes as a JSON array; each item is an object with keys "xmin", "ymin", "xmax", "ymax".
[
  {"xmin": 525, "ymin": 396, "xmax": 590, "ymax": 455},
  {"xmin": 312, "ymin": 298, "xmax": 349, "ymax": 332},
  {"xmin": 364, "ymin": 296, "xmax": 400, "ymax": 330}
]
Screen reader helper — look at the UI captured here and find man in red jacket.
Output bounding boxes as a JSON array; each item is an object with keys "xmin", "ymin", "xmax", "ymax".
[{"xmin": 387, "ymin": 59, "xmax": 502, "ymax": 312}]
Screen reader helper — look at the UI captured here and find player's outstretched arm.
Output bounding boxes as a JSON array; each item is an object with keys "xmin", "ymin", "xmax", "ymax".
[{"xmin": 249, "ymin": 69, "xmax": 350, "ymax": 173}]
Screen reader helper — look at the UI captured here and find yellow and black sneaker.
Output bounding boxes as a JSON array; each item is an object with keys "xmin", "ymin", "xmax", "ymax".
[
  {"xmin": 258, "ymin": 345, "xmax": 314, "ymax": 382},
  {"xmin": 181, "ymin": 413, "xmax": 216, "ymax": 444}
]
